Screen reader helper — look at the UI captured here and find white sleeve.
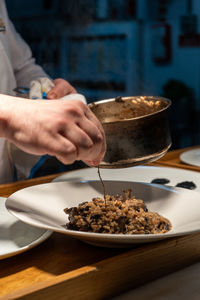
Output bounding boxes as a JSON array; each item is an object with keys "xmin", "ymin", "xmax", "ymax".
[{"xmin": 3, "ymin": 1, "xmax": 49, "ymax": 87}]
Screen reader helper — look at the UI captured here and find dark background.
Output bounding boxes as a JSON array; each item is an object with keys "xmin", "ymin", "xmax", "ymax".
[{"xmin": 5, "ymin": 0, "xmax": 200, "ymax": 154}]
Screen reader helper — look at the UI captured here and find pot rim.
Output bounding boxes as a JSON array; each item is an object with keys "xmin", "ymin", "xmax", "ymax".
[{"xmin": 89, "ymin": 96, "xmax": 171, "ymax": 124}]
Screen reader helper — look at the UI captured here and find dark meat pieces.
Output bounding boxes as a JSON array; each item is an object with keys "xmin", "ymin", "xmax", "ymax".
[
  {"xmin": 64, "ymin": 190, "xmax": 172, "ymax": 235},
  {"xmin": 151, "ymin": 178, "xmax": 170, "ymax": 185},
  {"xmin": 175, "ymin": 181, "xmax": 197, "ymax": 190}
]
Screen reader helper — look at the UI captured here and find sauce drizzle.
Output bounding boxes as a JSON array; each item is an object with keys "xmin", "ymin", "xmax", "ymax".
[{"xmin": 97, "ymin": 165, "xmax": 106, "ymax": 206}]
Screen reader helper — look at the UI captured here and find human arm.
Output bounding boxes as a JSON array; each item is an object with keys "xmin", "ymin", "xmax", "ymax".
[{"xmin": 0, "ymin": 94, "xmax": 106, "ymax": 166}]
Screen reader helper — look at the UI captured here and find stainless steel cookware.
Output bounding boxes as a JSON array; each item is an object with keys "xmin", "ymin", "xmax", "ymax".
[{"xmin": 89, "ymin": 96, "xmax": 171, "ymax": 168}]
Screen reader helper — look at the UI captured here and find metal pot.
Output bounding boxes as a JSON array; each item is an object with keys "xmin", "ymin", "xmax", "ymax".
[{"xmin": 89, "ymin": 96, "xmax": 172, "ymax": 168}]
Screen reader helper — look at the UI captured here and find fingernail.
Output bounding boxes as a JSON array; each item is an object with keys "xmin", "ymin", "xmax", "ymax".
[
  {"xmin": 86, "ymin": 159, "xmax": 100, "ymax": 166},
  {"xmin": 48, "ymin": 92, "xmax": 57, "ymax": 99}
]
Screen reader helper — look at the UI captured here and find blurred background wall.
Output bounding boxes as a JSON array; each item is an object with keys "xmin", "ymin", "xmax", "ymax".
[{"xmin": 5, "ymin": 0, "xmax": 200, "ymax": 150}]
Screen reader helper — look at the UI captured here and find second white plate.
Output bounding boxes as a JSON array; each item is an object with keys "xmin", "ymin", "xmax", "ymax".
[
  {"xmin": 180, "ymin": 148, "xmax": 200, "ymax": 167},
  {"xmin": 0, "ymin": 197, "xmax": 52, "ymax": 259}
]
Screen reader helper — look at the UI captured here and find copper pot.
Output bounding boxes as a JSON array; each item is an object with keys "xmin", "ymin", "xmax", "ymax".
[{"xmin": 89, "ymin": 96, "xmax": 171, "ymax": 168}]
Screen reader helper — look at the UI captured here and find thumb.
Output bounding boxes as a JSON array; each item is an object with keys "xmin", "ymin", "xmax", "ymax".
[
  {"xmin": 47, "ymin": 79, "xmax": 77, "ymax": 99},
  {"xmin": 47, "ymin": 87, "xmax": 59, "ymax": 99}
]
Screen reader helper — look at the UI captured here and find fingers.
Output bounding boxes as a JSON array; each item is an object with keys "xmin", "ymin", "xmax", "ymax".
[
  {"xmin": 61, "ymin": 122, "xmax": 102, "ymax": 162},
  {"xmin": 37, "ymin": 132, "xmax": 78, "ymax": 165},
  {"xmin": 54, "ymin": 103, "xmax": 106, "ymax": 164},
  {"xmin": 83, "ymin": 140, "xmax": 106, "ymax": 166},
  {"xmin": 7, "ymin": 98, "xmax": 106, "ymax": 166},
  {"xmin": 83, "ymin": 107, "xmax": 107, "ymax": 165},
  {"xmin": 53, "ymin": 136, "xmax": 78, "ymax": 164},
  {"xmin": 76, "ymin": 118, "xmax": 106, "ymax": 163},
  {"xmin": 47, "ymin": 79, "xmax": 77, "ymax": 99},
  {"xmin": 41, "ymin": 103, "xmax": 105, "ymax": 165},
  {"xmin": 47, "ymin": 129, "xmax": 104, "ymax": 165},
  {"xmin": 74, "ymin": 103, "xmax": 106, "ymax": 163}
]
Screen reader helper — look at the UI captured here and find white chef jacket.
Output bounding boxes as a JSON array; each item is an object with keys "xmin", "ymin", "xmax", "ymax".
[{"xmin": 0, "ymin": 0, "xmax": 48, "ymax": 183}]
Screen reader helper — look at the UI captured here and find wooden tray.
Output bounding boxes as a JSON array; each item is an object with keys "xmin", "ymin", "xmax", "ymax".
[
  {"xmin": 1, "ymin": 151, "xmax": 200, "ymax": 300},
  {"xmin": 1, "ymin": 233, "xmax": 200, "ymax": 300}
]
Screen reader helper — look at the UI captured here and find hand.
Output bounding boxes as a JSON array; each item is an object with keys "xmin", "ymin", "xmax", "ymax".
[
  {"xmin": 0, "ymin": 95, "xmax": 106, "ymax": 166},
  {"xmin": 47, "ymin": 78, "xmax": 77, "ymax": 99}
]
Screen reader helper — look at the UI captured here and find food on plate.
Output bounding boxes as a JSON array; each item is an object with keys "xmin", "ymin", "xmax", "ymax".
[
  {"xmin": 150, "ymin": 178, "xmax": 197, "ymax": 190},
  {"xmin": 64, "ymin": 190, "xmax": 172, "ymax": 234},
  {"xmin": 151, "ymin": 178, "xmax": 170, "ymax": 185},
  {"xmin": 175, "ymin": 181, "xmax": 196, "ymax": 190}
]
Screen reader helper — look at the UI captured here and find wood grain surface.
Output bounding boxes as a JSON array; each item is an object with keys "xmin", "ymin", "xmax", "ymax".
[
  {"xmin": 154, "ymin": 145, "xmax": 200, "ymax": 171},
  {"xmin": 0, "ymin": 148, "xmax": 200, "ymax": 300}
]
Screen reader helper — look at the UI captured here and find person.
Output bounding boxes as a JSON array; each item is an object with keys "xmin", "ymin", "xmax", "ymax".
[{"xmin": 0, "ymin": 0, "xmax": 106, "ymax": 183}]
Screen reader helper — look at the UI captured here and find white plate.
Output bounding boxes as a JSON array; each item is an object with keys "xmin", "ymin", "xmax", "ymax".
[
  {"xmin": 0, "ymin": 197, "xmax": 52, "ymax": 259},
  {"xmin": 6, "ymin": 180, "xmax": 200, "ymax": 248},
  {"xmin": 180, "ymin": 148, "xmax": 200, "ymax": 167},
  {"xmin": 53, "ymin": 165, "xmax": 200, "ymax": 191}
]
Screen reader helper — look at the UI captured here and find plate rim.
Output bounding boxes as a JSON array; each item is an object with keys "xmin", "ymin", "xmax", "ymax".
[
  {"xmin": 52, "ymin": 164, "xmax": 200, "ymax": 182},
  {"xmin": 0, "ymin": 197, "xmax": 52, "ymax": 260},
  {"xmin": 5, "ymin": 181, "xmax": 200, "ymax": 245}
]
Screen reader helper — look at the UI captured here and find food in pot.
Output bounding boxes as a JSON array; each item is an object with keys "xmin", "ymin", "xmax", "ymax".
[
  {"xmin": 64, "ymin": 190, "xmax": 172, "ymax": 234},
  {"xmin": 92, "ymin": 96, "xmax": 168, "ymax": 123}
]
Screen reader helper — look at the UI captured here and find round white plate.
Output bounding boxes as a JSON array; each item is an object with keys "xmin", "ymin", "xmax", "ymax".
[
  {"xmin": 53, "ymin": 165, "xmax": 200, "ymax": 191},
  {"xmin": 180, "ymin": 148, "xmax": 200, "ymax": 167},
  {"xmin": 0, "ymin": 197, "xmax": 52, "ymax": 259},
  {"xmin": 6, "ymin": 180, "xmax": 200, "ymax": 248}
]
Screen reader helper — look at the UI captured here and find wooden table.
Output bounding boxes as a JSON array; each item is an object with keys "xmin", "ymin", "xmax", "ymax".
[{"xmin": 1, "ymin": 147, "xmax": 200, "ymax": 300}]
